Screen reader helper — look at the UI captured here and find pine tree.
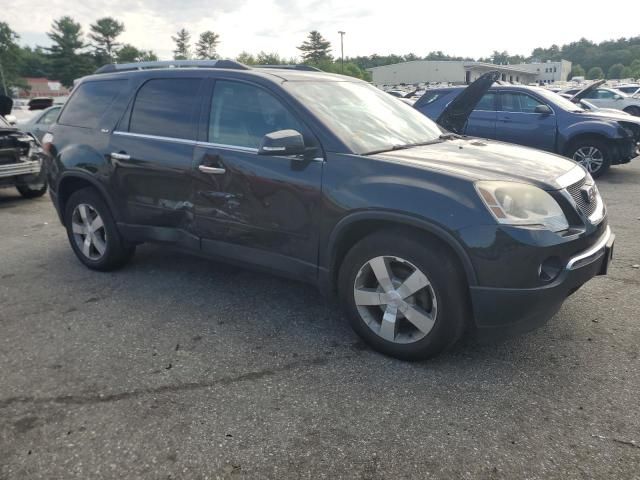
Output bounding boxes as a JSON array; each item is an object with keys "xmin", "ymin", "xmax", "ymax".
[
  {"xmin": 172, "ymin": 28, "xmax": 191, "ymax": 60},
  {"xmin": 89, "ymin": 17, "xmax": 124, "ymax": 63},
  {"xmin": 195, "ymin": 31, "xmax": 220, "ymax": 60},
  {"xmin": 297, "ymin": 31, "xmax": 332, "ymax": 64},
  {"xmin": 46, "ymin": 16, "xmax": 95, "ymax": 87}
]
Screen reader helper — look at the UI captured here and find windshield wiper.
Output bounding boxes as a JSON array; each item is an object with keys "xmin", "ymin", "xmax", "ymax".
[
  {"xmin": 439, "ymin": 132, "xmax": 463, "ymax": 140},
  {"xmin": 363, "ymin": 136, "xmax": 457, "ymax": 156}
]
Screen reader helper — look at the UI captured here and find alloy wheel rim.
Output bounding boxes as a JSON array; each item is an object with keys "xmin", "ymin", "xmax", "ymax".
[
  {"xmin": 353, "ymin": 256, "xmax": 438, "ymax": 344},
  {"xmin": 71, "ymin": 203, "xmax": 107, "ymax": 260},
  {"xmin": 573, "ymin": 146, "xmax": 604, "ymax": 173}
]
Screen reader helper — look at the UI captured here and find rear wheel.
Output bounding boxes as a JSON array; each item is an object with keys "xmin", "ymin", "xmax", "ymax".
[
  {"xmin": 338, "ymin": 230, "xmax": 469, "ymax": 360},
  {"xmin": 568, "ymin": 138, "xmax": 611, "ymax": 178},
  {"xmin": 64, "ymin": 187, "xmax": 135, "ymax": 271}
]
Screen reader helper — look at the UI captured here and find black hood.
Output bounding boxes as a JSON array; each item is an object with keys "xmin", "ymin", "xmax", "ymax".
[
  {"xmin": 372, "ymin": 137, "xmax": 579, "ymax": 190},
  {"xmin": 436, "ymin": 71, "xmax": 500, "ymax": 134},
  {"xmin": 569, "ymin": 79, "xmax": 606, "ymax": 103}
]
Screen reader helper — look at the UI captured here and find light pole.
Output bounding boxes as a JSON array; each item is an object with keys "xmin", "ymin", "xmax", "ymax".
[{"xmin": 338, "ymin": 31, "xmax": 345, "ymax": 73}]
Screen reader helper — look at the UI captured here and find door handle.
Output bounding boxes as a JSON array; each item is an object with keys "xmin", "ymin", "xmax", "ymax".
[
  {"xmin": 110, "ymin": 152, "xmax": 130, "ymax": 160},
  {"xmin": 198, "ymin": 165, "xmax": 226, "ymax": 175}
]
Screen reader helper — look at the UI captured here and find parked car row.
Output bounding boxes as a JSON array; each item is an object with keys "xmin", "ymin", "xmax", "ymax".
[
  {"xmin": 559, "ymin": 80, "xmax": 640, "ymax": 116},
  {"xmin": 38, "ymin": 61, "xmax": 615, "ymax": 360},
  {"xmin": 413, "ymin": 78, "xmax": 640, "ymax": 177}
]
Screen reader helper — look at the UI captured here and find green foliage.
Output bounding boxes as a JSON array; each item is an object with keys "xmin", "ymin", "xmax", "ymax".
[
  {"xmin": 570, "ymin": 64, "xmax": 585, "ymax": 79},
  {"xmin": 172, "ymin": 28, "xmax": 191, "ymax": 60},
  {"xmin": 569, "ymin": 64, "xmax": 585, "ymax": 79},
  {"xmin": 531, "ymin": 37, "xmax": 640, "ymax": 77},
  {"xmin": 0, "ymin": 21, "xmax": 28, "ymax": 93},
  {"xmin": 46, "ymin": 16, "xmax": 95, "ymax": 87},
  {"xmin": 195, "ymin": 31, "xmax": 220, "ymax": 60},
  {"xmin": 607, "ymin": 63, "xmax": 625, "ymax": 79},
  {"xmin": 586, "ymin": 66, "xmax": 604, "ymax": 80},
  {"xmin": 117, "ymin": 44, "xmax": 157, "ymax": 63},
  {"xmin": 89, "ymin": 17, "xmax": 124, "ymax": 62},
  {"xmin": 17, "ymin": 46, "xmax": 51, "ymax": 78},
  {"xmin": 236, "ymin": 51, "xmax": 256, "ymax": 65},
  {"xmin": 297, "ymin": 31, "xmax": 332, "ymax": 63},
  {"xmin": 478, "ymin": 50, "xmax": 526, "ymax": 64},
  {"xmin": 621, "ymin": 66, "xmax": 633, "ymax": 79}
]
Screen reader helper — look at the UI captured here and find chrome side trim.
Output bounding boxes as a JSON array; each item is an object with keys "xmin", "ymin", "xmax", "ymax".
[
  {"xmin": 111, "ymin": 131, "xmax": 324, "ymax": 160},
  {"xmin": 556, "ymin": 165, "xmax": 586, "ymax": 189},
  {"xmin": 0, "ymin": 160, "xmax": 41, "ymax": 178},
  {"xmin": 112, "ymin": 131, "xmax": 196, "ymax": 146},
  {"xmin": 196, "ymin": 141, "xmax": 258, "ymax": 153},
  {"xmin": 566, "ymin": 226, "xmax": 611, "ymax": 270}
]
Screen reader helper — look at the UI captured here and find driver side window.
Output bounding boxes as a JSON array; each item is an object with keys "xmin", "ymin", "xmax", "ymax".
[{"xmin": 209, "ymin": 81, "xmax": 304, "ymax": 149}]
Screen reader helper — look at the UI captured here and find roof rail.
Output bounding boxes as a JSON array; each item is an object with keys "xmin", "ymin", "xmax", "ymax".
[
  {"xmin": 254, "ymin": 64, "xmax": 322, "ymax": 72},
  {"xmin": 94, "ymin": 59, "xmax": 250, "ymax": 74}
]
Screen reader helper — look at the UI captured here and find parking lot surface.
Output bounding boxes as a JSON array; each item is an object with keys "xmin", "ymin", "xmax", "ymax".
[{"xmin": 1, "ymin": 164, "xmax": 639, "ymax": 479}]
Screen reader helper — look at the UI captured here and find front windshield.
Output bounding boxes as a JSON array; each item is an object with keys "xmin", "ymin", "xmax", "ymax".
[
  {"xmin": 284, "ymin": 81, "xmax": 442, "ymax": 154},
  {"xmin": 535, "ymin": 88, "xmax": 585, "ymax": 112}
]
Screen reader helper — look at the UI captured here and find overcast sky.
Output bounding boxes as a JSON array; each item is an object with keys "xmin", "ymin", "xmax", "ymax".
[{"xmin": 4, "ymin": 0, "xmax": 639, "ymax": 61}]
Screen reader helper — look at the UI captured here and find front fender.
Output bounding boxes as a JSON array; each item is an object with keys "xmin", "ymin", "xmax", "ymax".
[
  {"xmin": 325, "ymin": 209, "xmax": 479, "ymax": 287},
  {"xmin": 559, "ymin": 120, "xmax": 622, "ymax": 153}
]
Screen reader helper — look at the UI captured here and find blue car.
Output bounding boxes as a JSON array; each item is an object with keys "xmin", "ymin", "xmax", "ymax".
[{"xmin": 414, "ymin": 75, "xmax": 640, "ymax": 177}]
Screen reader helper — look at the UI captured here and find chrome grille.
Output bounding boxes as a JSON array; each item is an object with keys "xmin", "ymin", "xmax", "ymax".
[{"xmin": 566, "ymin": 177, "xmax": 598, "ymax": 217}]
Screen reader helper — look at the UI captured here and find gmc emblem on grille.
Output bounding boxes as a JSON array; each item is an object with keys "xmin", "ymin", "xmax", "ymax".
[{"xmin": 581, "ymin": 185, "xmax": 596, "ymax": 204}]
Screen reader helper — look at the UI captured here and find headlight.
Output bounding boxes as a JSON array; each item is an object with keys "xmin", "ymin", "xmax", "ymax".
[{"xmin": 476, "ymin": 181, "xmax": 569, "ymax": 232}]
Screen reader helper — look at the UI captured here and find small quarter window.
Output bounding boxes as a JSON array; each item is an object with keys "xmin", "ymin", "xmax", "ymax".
[{"xmin": 58, "ymin": 80, "xmax": 125, "ymax": 128}]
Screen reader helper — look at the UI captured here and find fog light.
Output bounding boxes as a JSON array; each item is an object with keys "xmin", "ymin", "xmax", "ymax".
[{"xmin": 539, "ymin": 257, "xmax": 563, "ymax": 282}]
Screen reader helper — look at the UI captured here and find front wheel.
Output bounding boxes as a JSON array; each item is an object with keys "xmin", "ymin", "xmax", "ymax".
[
  {"xmin": 17, "ymin": 182, "xmax": 47, "ymax": 199},
  {"xmin": 569, "ymin": 139, "xmax": 611, "ymax": 178},
  {"xmin": 338, "ymin": 230, "xmax": 469, "ymax": 360}
]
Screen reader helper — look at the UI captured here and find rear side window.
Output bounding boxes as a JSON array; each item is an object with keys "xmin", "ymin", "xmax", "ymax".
[
  {"xmin": 59, "ymin": 80, "xmax": 125, "ymax": 128},
  {"xmin": 129, "ymin": 78, "xmax": 201, "ymax": 140},
  {"xmin": 475, "ymin": 93, "xmax": 496, "ymax": 111}
]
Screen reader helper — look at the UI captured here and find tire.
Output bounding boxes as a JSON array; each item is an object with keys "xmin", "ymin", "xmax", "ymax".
[
  {"xmin": 16, "ymin": 182, "xmax": 48, "ymax": 199},
  {"xmin": 338, "ymin": 229, "xmax": 469, "ymax": 361},
  {"xmin": 567, "ymin": 138, "xmax": 611, "ymax": 178},
  {"xmin": 623, "ymin": 106, "xmax": 640, "ymax": 117},
  {"xmin": 64, "ymin": 187, "xmax": 135, "ymax": 271}
]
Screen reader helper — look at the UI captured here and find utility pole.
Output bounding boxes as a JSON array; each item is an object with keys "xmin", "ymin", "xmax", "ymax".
[{"xmin": 338, "ymin": 31, "xmax": 345, "ymax": 73}]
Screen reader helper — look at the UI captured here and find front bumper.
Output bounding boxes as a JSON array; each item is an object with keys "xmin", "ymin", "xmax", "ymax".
[
  {"xmin": 0, "ymin": 159, "xmax": 41, "ymax": 179},
  {"xmin": 470, "ymin": 226, "xmax": 614, "ymax": 341}
]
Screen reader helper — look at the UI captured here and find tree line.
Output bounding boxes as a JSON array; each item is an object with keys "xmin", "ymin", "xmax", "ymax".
[{"xmin": 1, "ymin": 17, "xmax": 639, "ymax": 94}]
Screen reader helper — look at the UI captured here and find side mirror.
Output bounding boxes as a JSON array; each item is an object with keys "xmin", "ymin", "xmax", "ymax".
[
  {"xmin": 4, "ymin": 114, "xmax": 17, "ymax": 125},
  {"xmin": 258, "ymin": 129, "xmax": 305, "ymax": 156},
  {"xmin": 534, "ymin": 104, "xmax": 552, "ymax": 115},
  {"xmin": 613, "ymin": 94, "xmax": 622, "ymax": 100}
]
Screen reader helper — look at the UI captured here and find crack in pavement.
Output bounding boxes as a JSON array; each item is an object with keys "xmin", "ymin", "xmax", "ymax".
[{"xmin": 0, "ymin": 354, "xmax": 352, "ymax": 409}]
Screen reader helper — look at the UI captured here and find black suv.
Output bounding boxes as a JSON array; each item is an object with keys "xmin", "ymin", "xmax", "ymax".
[{"xmin": 45, "ymin": 60, "xmax": 614, "ymax": 360}]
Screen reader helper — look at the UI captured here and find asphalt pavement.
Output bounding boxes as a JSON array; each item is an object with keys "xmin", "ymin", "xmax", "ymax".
[{"xmin": 1, "ymin": 163, "xmax": 639, "ymax": 479}]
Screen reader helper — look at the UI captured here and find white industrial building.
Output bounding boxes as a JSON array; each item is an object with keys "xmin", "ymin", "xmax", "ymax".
[
  {"xmin": 368, "ymin": 60, "xmax": 572, "ymax": 86},
  {"xmin": 510, "ymin": 60, "xmax": 572, "ymax": 84}
]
